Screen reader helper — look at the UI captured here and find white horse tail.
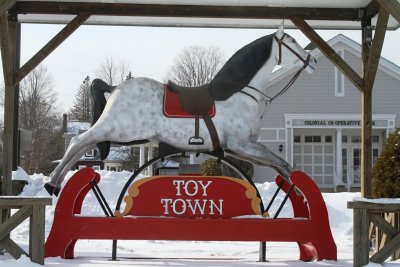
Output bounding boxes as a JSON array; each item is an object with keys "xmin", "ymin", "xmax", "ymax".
[{"xmin": 90, "ymin": 78, "xmax": 115, "ymax": 160}]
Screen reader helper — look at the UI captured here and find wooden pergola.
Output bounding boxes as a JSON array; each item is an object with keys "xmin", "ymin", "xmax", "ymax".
[{"xmin": 1, "ymin": 0, "xmax": 400, "ymax": 200}]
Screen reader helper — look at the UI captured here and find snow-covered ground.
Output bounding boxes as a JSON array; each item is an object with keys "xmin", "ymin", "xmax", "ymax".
[{"xmin": 1, "ymin": 168, "xmax": 400, "ymax": 267}]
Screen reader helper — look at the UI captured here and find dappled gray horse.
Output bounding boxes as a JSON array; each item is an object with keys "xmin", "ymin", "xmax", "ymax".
[{"xmin": 45, "ymin": 24, "xmax": 316, "ymax": 195}]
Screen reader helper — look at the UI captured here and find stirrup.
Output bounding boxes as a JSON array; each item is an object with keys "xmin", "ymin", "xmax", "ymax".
[{"xmin": 188, "ymin": 136, "xmax": 204, "ymax": 145}]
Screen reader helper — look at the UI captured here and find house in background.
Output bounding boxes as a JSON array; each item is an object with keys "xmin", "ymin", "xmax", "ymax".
[
  {"xmin": 251, "ymin": 34, "xmax": 400, "ymax": 191},
  {"xmin": 61, "ymin": 114, "xmax": 157, "ymax": 173},
  {"xmin": 61, "ymin": 114, "xmax": 104, "ymax": 171}
]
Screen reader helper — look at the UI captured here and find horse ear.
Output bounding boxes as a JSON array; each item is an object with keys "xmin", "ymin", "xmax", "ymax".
[{"xmin": 276, "ymin": 21, "xmax": 284, "ymax": 38}]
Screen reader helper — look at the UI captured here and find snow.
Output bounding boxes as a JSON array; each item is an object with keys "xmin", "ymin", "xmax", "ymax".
[{"xmin": 1, "ymin": 169, "xmax": 400, "ymax": 267}]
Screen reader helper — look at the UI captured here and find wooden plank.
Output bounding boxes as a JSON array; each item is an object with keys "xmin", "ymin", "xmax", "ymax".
[
  {"xmin": 0, "ymin": 197, "xmax": 52, "ymax": 207},
  {"xmin": 0, "ymin": 11, "xmax": 15, "ymax": 204},
  {"xmin": 370, "ymin": 232, "xmax": 400, "ymax": 263},
  {"xmin": 13, "ymin": 12, "xmax": 91, "ymax": 86},
  {"xmin": 348, "ymin": 201, "xmax": 400, "ymax": 211},
  {"xmin": 0, "ymin": 206, "xmax": 32, "ymax": 241},
  {"xmin": 361, "ymin": 6, "xmax": 389, "ymax": 199},
  {"xmin": 0, "ymin": 0, "xmax": 16, "ymax": 13},
  {"xmin": 365, "ymin": 1, "xmax": 380, "ymax": 19},
  {"xmin": 364, "ymin": 6, "xmax": 389, "ymax": 93},
  {"xmin": 290, "ymin": 16, "xmax": 364, "ymax": 92},
  {"xmin": 376, "ymin": 0, "xmax": 400, "ymax": 25},
  {"xmin": 0, "ymin": 236, "xmax": 26, "ymax": 259},
  {"xmin": 30, "ymin": 205, "xmax": 46, "ymax": 264},
  {"xmin": 14, "ymin": 2, "xmax": 360, "ymax": 21},
  {"xmin": 0, "ymin": 12, "xmax": 14, "ymax": 87},
  {"xmin": 370, "ymin": 213, "xmax": 398, "ymax": 239},
  {"xmin": 353, "ymin": 208, "xmax": 370, "ymax": 267}
]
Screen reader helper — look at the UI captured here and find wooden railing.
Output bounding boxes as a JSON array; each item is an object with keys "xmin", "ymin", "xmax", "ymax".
[
  {"xmin": 348, "ymin": 200, "xmax": 400, "ymax": 266},
  {"xmin": 0, "ymin": 197, "xmax": 52, "ymax": 265}
]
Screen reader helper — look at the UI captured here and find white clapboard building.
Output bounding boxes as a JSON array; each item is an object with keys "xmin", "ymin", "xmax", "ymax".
[{"xmin": 252, "ymin": 34, "xmax": 399, "ymax": 191}]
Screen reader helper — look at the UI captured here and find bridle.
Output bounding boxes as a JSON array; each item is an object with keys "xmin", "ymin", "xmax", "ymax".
[
  {"xmin": 273, "ymin": 33, "xmax": 312, "ymax": 69},
  {"xmin": 240, "ymin": 32, "xmax": 315, "ymax": 118}
]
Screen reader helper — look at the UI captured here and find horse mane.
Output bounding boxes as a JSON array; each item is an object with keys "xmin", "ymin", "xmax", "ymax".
[{"xmin": 208, "ymin": 33, "xmax": 274, "ymax": 101}]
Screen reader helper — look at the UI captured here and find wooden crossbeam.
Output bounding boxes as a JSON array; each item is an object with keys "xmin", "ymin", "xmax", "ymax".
[
  {"xmin": 15, "ymin": 2, "xmax": 360, "ymax": 21},
  {"xmin": 364, "ymin": 6, "xmax": 389, "ymax": 92},
  {"xmin": 13, "ymin": 12, "xmax": 91, "ymax": 86},
  {"xmin": 370, "ymin": 231, "xmax": 400, "ymax": 264},
  {"xmin": 376, "ymin": 0, "xmax": 400, "ymax": 25},
  {"xmin": 0, "ymin": 206, "xmax": 32, "ymax": 241},
  {"xmin": 370, "ymin": 213, "xmax": 398, "ymax": 239},
  {"xmin": 0, "ymin": 237, "xmax": 27, "ymax": 259},
  {"xmin": 291, "ymin": 16, "xmax": 364, "ymax": 92},
  {"xmin": 0, "ymin": 0, "xmax": 16, "ymax": 13}
]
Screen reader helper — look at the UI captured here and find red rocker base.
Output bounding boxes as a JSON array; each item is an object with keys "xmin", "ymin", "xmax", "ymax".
[{"xmin": 45, "ymin": 168, "xmax": 337, "ymax": 261}]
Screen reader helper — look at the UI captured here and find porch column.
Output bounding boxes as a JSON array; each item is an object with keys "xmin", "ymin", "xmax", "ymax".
[
  {"xmin": 139, "ymin": 144, "xmax": 145, "ymax": 167},
  {"xmin": 336, "ymin": 128, "xmax": 343, "ymax": 187},
  {"xmin": 147, "ymin": 145, "xmax": 153, "ymax": 175}
]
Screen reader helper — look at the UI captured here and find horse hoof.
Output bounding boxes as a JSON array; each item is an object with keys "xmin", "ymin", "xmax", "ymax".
[{"xmin": 44, "ymin": 183, "xmax": 60, "ymax": 197}]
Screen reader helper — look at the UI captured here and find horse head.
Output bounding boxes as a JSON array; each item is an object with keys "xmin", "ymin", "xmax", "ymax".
[{"xmin": 274, "ymin": 23, "xmax": 317, "ymax": 74}]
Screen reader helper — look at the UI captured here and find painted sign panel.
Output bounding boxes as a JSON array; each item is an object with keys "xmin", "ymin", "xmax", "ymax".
[{"xmin": 116, "ymin": 176, "xmax": 262, "ymax": 218}]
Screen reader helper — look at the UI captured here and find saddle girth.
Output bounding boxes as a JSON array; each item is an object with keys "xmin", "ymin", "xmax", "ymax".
[{"xmin": 167, "ymin": 81, "xmax": 220, "ymax": 151}]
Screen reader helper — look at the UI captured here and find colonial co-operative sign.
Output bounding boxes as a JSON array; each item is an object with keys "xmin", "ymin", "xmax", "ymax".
[
  {"xmin": 115, "ymin": 176, "xmax": 264, "ymax": 218},
  {"xmin": 291, "ymin": 119, "xmax": 389, "ymax": 128}
]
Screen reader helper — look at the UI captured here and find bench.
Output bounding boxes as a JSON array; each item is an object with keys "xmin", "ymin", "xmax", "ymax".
[{"xmin": 45, "ymin": 167, "xmax": 336, "ymax": 261}]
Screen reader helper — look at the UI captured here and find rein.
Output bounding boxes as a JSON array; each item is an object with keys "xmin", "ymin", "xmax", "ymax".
[{"xmin": 239, "ymin": 33, "xmax": 312, "ymax": 118}]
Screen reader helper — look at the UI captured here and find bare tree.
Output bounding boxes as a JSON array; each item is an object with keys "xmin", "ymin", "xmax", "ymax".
[
  {"xmin": 17, "ymin": 66, "xmax": 62, "ymax": 174},
  {"xmin": 69, "ymin": 76, "xmax": 92, "ymax": 122},
  {"xmin": 166, "ymin": 46, "xmax": 225, "ymax": 87},
  {"xmin": 95, "ymin": 56, "xmax": 132, "ymax": 86}
]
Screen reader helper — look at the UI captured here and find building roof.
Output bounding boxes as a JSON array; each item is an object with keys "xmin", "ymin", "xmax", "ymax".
[{"xmin": 66, "ymin": 121, "xmax": 91, "ymax": 135}]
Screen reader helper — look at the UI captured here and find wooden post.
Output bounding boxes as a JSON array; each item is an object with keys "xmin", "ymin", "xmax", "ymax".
[
  {"xmin": 353, "ymin": 207, "xmax": 370, "ymax": 266},
  {"xmin": 360, "ymin": 7, "xmax": 389, "ymax": 198},
  {"xmin": 0, "ymin": 12, "xmax": 15, "ymax": 200}
]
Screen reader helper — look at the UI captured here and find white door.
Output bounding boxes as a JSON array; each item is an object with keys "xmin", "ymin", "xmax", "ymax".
[
  {"xmin": 293, "ymin": 134, "xmax": 334, "ymax": 188},
  {"xmin": 342, "ymin": 135, "xmax": 381, "ymax": 187}
]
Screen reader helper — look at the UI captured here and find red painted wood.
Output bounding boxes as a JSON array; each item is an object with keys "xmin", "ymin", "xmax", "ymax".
[{"xmin": 45, "ymin": 168, "xmax": 337, "ymax": 261}]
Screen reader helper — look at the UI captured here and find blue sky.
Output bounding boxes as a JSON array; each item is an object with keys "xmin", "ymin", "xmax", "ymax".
[{"xmin": 1, "ymin": 24, "xmax": 399, "ymax": 118}]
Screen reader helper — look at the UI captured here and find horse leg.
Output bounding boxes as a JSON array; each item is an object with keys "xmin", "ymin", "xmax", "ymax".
[
  {"xmin": 46, "ymin": 131, "xmax": 103, "ymax": 195},
  {"xmin": 226, "ymin": 140, "xmax": 293, "ymax": 180}
]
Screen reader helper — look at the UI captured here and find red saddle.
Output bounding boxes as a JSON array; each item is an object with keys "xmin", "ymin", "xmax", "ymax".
[{"xmin": 163, "ymin": 84, "xmax": 216, "ymax": 118}]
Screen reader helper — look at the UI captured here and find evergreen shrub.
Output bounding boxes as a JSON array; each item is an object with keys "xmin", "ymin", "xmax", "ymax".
[
  {"xmin": 372, "ymin": 128, "xmax": 400, "ymax": 198},
  {"xmin": 200, "ymin": 159, "xmax": 222, "ymax": 176}
]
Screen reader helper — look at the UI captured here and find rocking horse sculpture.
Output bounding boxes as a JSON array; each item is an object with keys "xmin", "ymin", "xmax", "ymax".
[{"xmin": 45, "ymin": 24, "xmax": 317, "ymax": 195}]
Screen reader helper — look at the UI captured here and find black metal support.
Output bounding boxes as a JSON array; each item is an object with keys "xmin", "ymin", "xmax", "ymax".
[
  {"xmin": 111, "ymin": 240, "xmax": 118, "ymax": 261},
  {"xmin": 259, "ymin": 241, "xmax": 267, "ymax": 262},
  {"xmin": 89, "ymin": 179, "xmax": 113, "ymax": 217},
  {"xmin": 264, "ymin": 180, "xmax": 284, "ymax": 214},
  {"xmin": 273, "ymin": 184, "xmax": 295, "ymax": 219},
  {"xmin": 89, "ymin": 179, "xmax": 119, "ymax": 261}
]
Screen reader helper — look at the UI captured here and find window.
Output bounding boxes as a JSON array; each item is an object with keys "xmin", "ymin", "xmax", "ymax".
[
  {"xmin": 92, "ymin": 165, "xmax": 101, "ymax": 171},
  {"xmin": 342, "ymin": 135, "xmax": 348, "ymax": 143},
  {"xmin": 325, "ymin": 136, "xmax": 332, "ymax": 143},
  {"xmin": 335, "ymin": 50, "xmax": 345, "ymax": 97},
  {"xmin": 305, "ymin": 136, "xmax": 321, "ymax": 143},
  {"xmin": 294, "ymin": 136, "xmax": 301, "ymax": 143},
  {"xmin": 85, "ymin": 149, "xmax": 94, "ymax": 157},
  {"xmin": 351, "ymin": 136, "xmax": 361, "ymax": 143},
  {"xmin": 372, "ymin": 136, "xmax": 380, "ymax": 143}
]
